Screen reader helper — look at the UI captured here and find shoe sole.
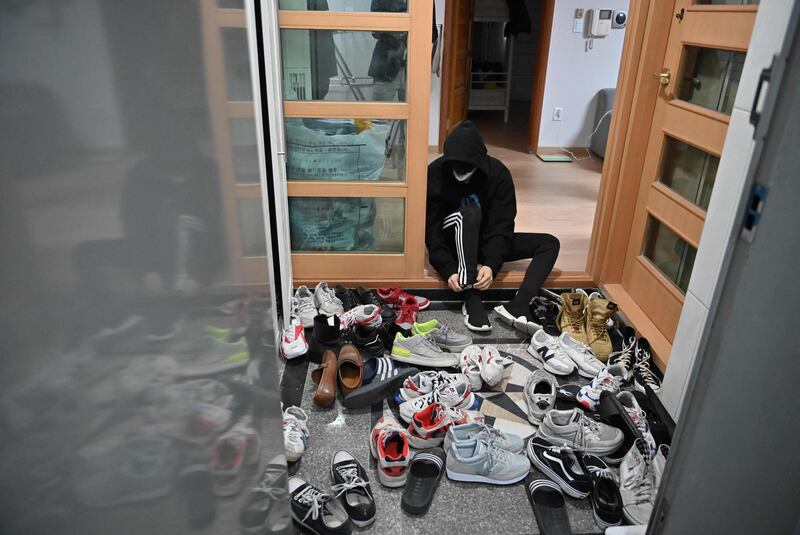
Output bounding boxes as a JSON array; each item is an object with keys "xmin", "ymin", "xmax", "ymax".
[
  {"xmin": 525, "ymin": 346, "xmax": 575, "ymax": 376},
  {"xmin": 290, "ymin": 510, "xmax": 348, "ymax": 535},
  {"xmin": 527, "ymin": 448, "xmax": 590, "ymax": 499},
  {"xmin": 463, "ymin": 304, "xmax": 492, "ymax": 332},
  {"xmin": 446, "ymin": 468, "xmax": 527, "ymax": 485},
  {"xmin": 634, "ymin": 378, "xmax": 662, "ymax": 395},
  {"xmin": 593, "ymin": 507, "xmax": 621, "ymax": 531},
  {"xmin": 390, "ymin": 352, "xmax": 459, "ymax": 368}
]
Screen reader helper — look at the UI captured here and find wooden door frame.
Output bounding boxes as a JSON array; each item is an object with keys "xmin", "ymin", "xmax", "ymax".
[{"xmin": 526, "ymin": 0, "xmax": 555, "ymax": 153}]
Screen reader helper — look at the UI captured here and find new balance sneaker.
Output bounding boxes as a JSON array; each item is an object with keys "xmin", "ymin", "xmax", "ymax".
[
  {"xmin": 212, "ymin": 416, "xmax": 261, "ymax": 496},
  {"xmin": 407, "ymin": 402, "xmax": 483, "ymax": 449},
  {"xmin": 412, "ymin": 319, "xmax": 472, "ymax": 352},
  {"xmin": 528, "ymin": 329, "xmax": 576, "ymax": 376},
  {"xmin": 334, "ymin": 284, "xmax": 360, "ymax": 311},
  {"xmin": 397, "ymin": 370, "xmax": 470, "ymax": 402},
  {"xmin": 283, "ymin": 406, "xmax": 309, "ymax": 462},
  {"xmin": 617, "ymin": 391, "xmax": 657, "ymax": 457},
  {"xmin": 446, "ymin": 438, "xmax": 530, "ymax": 485},
  {"xmin": 524, "ymin": 369, "xmax": 558, "ymax": 426},
  {"xmin": 356, "ymin": 286, "xmax": 397, "ymax": 325},
  {"xmin": 369, "ymin": 415, "xmax": 410, "ymax": 487},
  {"xmin": 608, "ymin": 326, "xmax": 637, "ymax": 381},
  {"xmin": 239, "ymin": 455, "xmax": 290, "ymax": 534},
  {"xmin": 557, "ymin": 291, "xmax": 589, "ymax": 344},
  {"xmin": 526, "ymin": 437, "xmax": 592, "ymax": 498},
  {"xmin": 377, "ymin": 287, "xmax": 430, "ymax": 310},
  {"xmin": 398, "ymin": 382, "xmax": 476, "ymax": 423},
  {"xmin": 559, "ymin": 332, "xmax": 605, "ymax": 378},
  {"xmin": 632, "ymin": 339, "xmax": 662, "ymax": 394},
  {"xmin": 478, "ymin": 345, "xmax": 510, "ymax": 387},
  {"xmin": 281, "ymin": 321, "xmax": 308, "ymax": 359},
  {"xmin": 292, "ymin": 287, "xmax": 317, "ymax": 328},
  {"xmin": 443, "ymin": 422, "xmax": 523, "ymax": 454},
  {"xmin": 536, "ymin": 408, "xmax": 624, "ymax": 455},
  {"xmin": 577, "ymin": 364, "xmax": 627, "ymax": 411},
  {"xmin": 390, "ymin": 332, "xmax": 459, "ymax": 368},
  {"xmin": 585, "ymin": 292, "xmax": 618, "ymax": 362},
  {"xmin": 314, "ymin": 282, "xmax": 344, "ymax": 316},
  {"xmin": 579, "ymin": 454, "xmax": 623, "ymax": 529},
  {"xmin": 395, "ymin": 297, "xmax": 420, "ymax": 329},
  {"xmin": 458, "ymin": 346, "xmax": 483, "ymax": 391},
  {"xmin": 288, "ymin": 477, "xmax": 351, "ymax": 535},
  {"xmin": 339, "ymin": 305, "xmax": 382, "ymax": 330},
  {"xmin": 329, "ymin": 451, "xmax": 375, "ymax": 528}
]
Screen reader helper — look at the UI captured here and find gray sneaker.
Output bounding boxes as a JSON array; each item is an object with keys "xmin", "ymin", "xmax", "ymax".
[
  {"xmin": 620, "ymin": 440, "xmax": 668, "ymax": 525},
  {"xmin": 390, "ymin": 332, "xmax": 459, "ymax": 368},
  {"xmin": 446, "ymin": 438, "xmax": 530, "ymax": 485},
  {"xmin": 412, "ymin": 319, "xmax": 472, "ymax": 352},
  {"xmin": 536, "ymin": 408, "xmax": 623, "ymax": 455},
  {"xmin": 292, "ymin": 287, "xmax": 317, "ymax": 327},
  {"xmin": 313, "ymin": 282, "xmax": 343, "ymax": 316},
  {"xmin": 524, "ymin": 369, "xmax": 558, "ymax": 426},
  {"xmin": 443, "ymin": 422, "xmax": 524, "ymax": 454}
]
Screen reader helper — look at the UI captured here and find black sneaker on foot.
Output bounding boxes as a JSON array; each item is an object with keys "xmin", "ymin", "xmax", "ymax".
[
  {"xmin": 462, "ymin": 294, "xmax": 491, "ymax": 332},
  {"xmin": 288, "ymin": 477, "xmax": 351, "ymax": 535},
  {"xmin": 330, "ymin": 451, "xmax": 375, "ymax": 528},
  {"xmin": 579, "ymin": 454, "xmax": 622, "ymax": 530}
]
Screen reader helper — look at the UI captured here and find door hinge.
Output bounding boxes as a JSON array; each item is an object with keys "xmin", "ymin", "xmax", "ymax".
[
  {"xmin": 750, "ymin": 62, "xmax": 773, "ymax": 129},
  {"xmin": 741, "ymin": 183, "xmax": 768, "ymax": 243}
]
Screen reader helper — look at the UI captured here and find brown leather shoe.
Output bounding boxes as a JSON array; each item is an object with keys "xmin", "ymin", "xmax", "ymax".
[
  {"xmin": 311, "ymin": 349, "xmax": 337, "ymax": 408},
  {"xmin": 337, "ymin": 343, "xmax": 364, "ymax": 397}
]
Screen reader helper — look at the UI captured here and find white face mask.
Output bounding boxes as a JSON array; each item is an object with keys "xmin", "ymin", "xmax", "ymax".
[{"xmin": 453, "ymin": 166, "xmax": 476, "ymax": 182}]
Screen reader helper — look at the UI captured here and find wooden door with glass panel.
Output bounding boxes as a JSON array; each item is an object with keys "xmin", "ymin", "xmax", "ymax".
[{"xmin": 621, "ymin": 0, "xmax": 757, "ymax": 344}]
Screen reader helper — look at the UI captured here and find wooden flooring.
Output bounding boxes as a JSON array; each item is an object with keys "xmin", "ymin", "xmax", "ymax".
[{"xmin": 429, "ymin": 108, "xmax": 603, "ymax": 275}]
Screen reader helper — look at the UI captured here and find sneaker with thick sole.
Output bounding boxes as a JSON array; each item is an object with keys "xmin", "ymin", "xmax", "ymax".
[
  {"xmin": 528, "ymin": 330, "xmax": 576, "ymax": 376},
  {"xmin": 608, "ymin": 326, "xmax": 637, "ymax": 381},
  {"xmin": 339, "ymin": 305, "xmax": 382, "ymax": 330},
  {"xmin": 524, "ymin": 369, "xmax": 558, "ymax": 426},
  {"xmin": 288, "ymin": 477, "xmax": 351, "ymax": 535},
  {"xmin": 292, "ymin": 287, "xmax": 317, "ymax": 328},
  {"xmin": 446, "ymin": 438, "xmax": 530, "ymax": 485},
  {"xmin": 632, "ymin": 339, "xmax": 662, "ymax": 394},
  {"xmin": 283, "ymin": 407, "xmax": 309, "ymax": 463},
  {"xmin": 412, "ymin": 319, "xmax": 472, "ymax": 352},
  {"xmin": 281, "ymin": 321, "xmax": 308, "ymax": 359},
  {"xmin": 443, "ymin": 422, "xmax": 523, "ymax": 454},
  {"xmin": 559, "ymin": 332, "xmax": 605, "ymax": 379},
  {"xmin": 536, "ymin": 408, "xmax": 624, "ymax": 456},
  {"xmin": 458, "ymin": 346, "xmax": 483, "ymax": 391},
  {"xmin": 526, "ymin": 437, "xmax": 592, "ymax": 498},
  {"xmin": 462, "ymin": 302, "xmax": 492, "ymax": 332},
  {"xmin": 577, "ymin": 364, "xmax": 627, "ymax": 411},
  {"xmin": 314, "ymin": 282, "xmax": 344, "ymax": 316},
  {"xmin": 407, "ymin": 402, "xmax": 483, "ymax": 449},
  {"xmin": 390, "ymin": 332, "xmax": 459, "ymax": 368},
  {"xmin": 376, "ymin": 287, "xmax": 430, "ymax": 310},
  {"xmin": 557, "ymin": 291, "xmax": 589, "ymax": 344},
  {"xmin": 396, "ymin": 370, "xmax": 470, "ymax": 402},
  {"xmin": 398, "ymin": 382, "xmax": 476, "ymax": 422},
  {"xmin": 329, "ymin": 451, "xmax": 375, "ymax": 528},
  {"xmin": 369, "ymin": 416, "xmax": 410, "ymax": 488},
  {"xmin": 478, "ymin": 345, "xmax": 510, "ymax": 387}
]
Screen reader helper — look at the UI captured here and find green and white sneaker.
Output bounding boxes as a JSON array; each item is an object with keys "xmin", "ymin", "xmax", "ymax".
[
  {"xmin": 391, "ymin": 333, "xmax": 459, "ymax": 368},
  {"xmin": 446, "ymin": 438, "xmax": 530, "ymax": 485},
  {"xmin": 412, "ymin": 319, "xmax": 472, "ymax": 352}
]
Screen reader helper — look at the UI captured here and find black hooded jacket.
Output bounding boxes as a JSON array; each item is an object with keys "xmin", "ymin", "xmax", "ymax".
[{"xmin": 426, "ymin": 121, "xmax": 517, "ymax": 278}]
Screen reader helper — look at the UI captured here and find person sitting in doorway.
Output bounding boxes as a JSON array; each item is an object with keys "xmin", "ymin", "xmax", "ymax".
[{"xmin": 426, "ymin": 121, "xmax": 560, "ymax": 332}]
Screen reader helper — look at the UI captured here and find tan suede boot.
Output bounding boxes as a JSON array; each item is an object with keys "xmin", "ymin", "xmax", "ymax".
[
  {"xmin": 557, "ymin": 291, "xmax": 588, "ymax": 344},
  {"xmin": 586, "ymin": 293, "xmax": 618, "ymax": 362}
]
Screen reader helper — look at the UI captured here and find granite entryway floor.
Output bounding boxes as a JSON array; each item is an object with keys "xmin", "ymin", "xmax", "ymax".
[{"xmin": 279, "ymin": 302, "xmax": 605, "ymax": 535}]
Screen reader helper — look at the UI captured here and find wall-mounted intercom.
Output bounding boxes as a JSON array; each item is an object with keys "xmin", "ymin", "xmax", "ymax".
[{"xmin": 587, "ymin": 8, "xmax": 613, "ymax": 37}]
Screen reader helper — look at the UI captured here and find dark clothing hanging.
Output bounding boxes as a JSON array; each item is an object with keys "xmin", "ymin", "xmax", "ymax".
[
  {"xmin": 369, "ymin": 0, "xmax": 407, "ymax": 83},
  {"xmin": 504, "ymin": 0, "xmax": 531, "ymax": 36},
  {"xmin": 307, "ymin": 0, "xmax": 336, "ymax": 99}
]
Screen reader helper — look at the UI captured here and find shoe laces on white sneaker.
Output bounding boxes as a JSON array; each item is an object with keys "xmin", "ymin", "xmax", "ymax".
[
  {"xmin": 481, "ymin": 439, "xmax": 512, "ymax": 471},
  {"xmin": 283, "ymin": 407, "xmax": 309, "ymax": 444},
  {"xmin": 295, "ymin": 485, "xmax": 331, "ymax": 522},
  {"xmin": 331, "ymin": 463, "xmax": 370, "ymax": 497},
  {"xmin": 573, "ymin": 413, "xmax": 604, "ymax": 446},
  {"xmin": 421, "ymin": 334, "xmax": 444, "ymax": 353}
]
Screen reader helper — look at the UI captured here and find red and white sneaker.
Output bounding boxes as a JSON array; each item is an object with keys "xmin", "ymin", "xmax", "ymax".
[
  {"xmin": 397, "ymin": 370, "xmax": 470, "ymax": 402},
  {"xmin": 377, "ymin": 288, "xmax": 430, "ymax": 310},
  {"xmin": 395, "ymin": 297, "xmax": 420, "ymax": 329},
  {"xmin": 399, "ymin": 382, "xmax": 476, "ymax": 422},
  {"xmin": 339, "ymin": 304, "xmax": 382, "ymax": 329},
  {"xmin": 478, "ymin": 345, "xmax": 512, "ymax": 387},
  {"xmin": 280, "ymin": 321, "xmax": 308, "ymax": 359},
  {"xmin": 407, "ymin": 402, "xmax": 484, "ymax": 449},
  {"xmin": 369, "ymin": 415, "xmax": 410, "ymax": 487},
  {"xmin": 211, "ymin": 415, "xmax": 261, "ymax": 496},
  {"xmin": 458, "ymin": 346, "xmax": 484, "ymax": 391}
]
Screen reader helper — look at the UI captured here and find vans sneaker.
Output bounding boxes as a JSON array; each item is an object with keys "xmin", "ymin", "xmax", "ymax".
[
  {"xmin": 478, "ymin": 345, "xmax": 510, "ymax": 387},
  {"xmin": 632, "ymin": 339, "xmax": 662, "ymax": 394},
  {"xmin": 283, "ymin": 406, "xmax": 309, "ymax": 462},
  {"xmin": 412, "ymin": 319, "xmax": 472, "ymax": 352},
  {"xmin": 528, "ymin": 329, "xmax": 576, "ymax": 376},
  {"xmin": 557, "ymin": 291, "xmax": 588, "ymax": 344},
  {"xmin": 559, "ymin": 333, "xmax": 605, "ymax": 378},
  {"xmin": 391, "ymin": 332, "xmax": 459, "ymax": 368},
  {"xmin": 536, "ymin": 408, "xmax": 624, "ymax": 456},
  {"xmin": 443, "ymin": 422, "xmax": 523, "ymax": 454},
  {"xmin": 397, "ymin": 370, "xmax": 469, "ymax": 402},
  {"xmin": 292, "ymin": 287, "xmax": 317, "ymax": 328},
  {"xmin": 577, "ymin": 364, "xmax": 627, "ymax": 411},
  {"xmin": 526, "ymin": 437, "xmax": 592, "ymax": 498},
  {"xmin": 369, "ymin": 415, "xmax": 410, "ymax": 488},
  {"xmin": 398, "ymin": 382, "xmax": 476, "ymax": 422},
  {"xmin": 407, "ymin": 402, "xmax": 483, "ymax": 449},
  {"xmin": 281, "ymin": 321, "xmax": 308, "ymax": 359},
  {"xmin": 314, "ymin": 282, "xmax": 344, "ymax": 316},
  {"xmin": 524, "ymin": 369, "xmax": 558, "ymax": 426},
  {"xmin": 458, "ymin": 346, "xmax": 483, "ymax": 391},
  {"xmin": 608, "ymin": 326, "xmax": 637, "ymax": 381},
  {"xmin": 446, "ymin": 438, "xmax": 530, "ymax": 485},
  {"xmin": 339, "ymin": 305, "xmax": 382, "ymax": 330},
  {"xmin": 377, "ymin": 287, "xmax": 430, "ymax": 310}
]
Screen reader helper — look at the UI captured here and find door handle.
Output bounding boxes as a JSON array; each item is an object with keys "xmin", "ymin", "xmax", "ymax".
[{"xmin": 653, "ymin": 69, "xmax": 671, "ymax": 86}]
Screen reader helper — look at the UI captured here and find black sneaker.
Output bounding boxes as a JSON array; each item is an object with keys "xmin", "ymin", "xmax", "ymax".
[
  {"xmin": 288, "ymin": 477, "xmax": 351, "ymax": 535},
  {"xmin": 239, "ymin": 455, "xmax": 291, "ymax": 534},
  {"xmin": 554, "ymin": 383, "xmax": 582, "ymax": 410},
  {"xmin": 579, "ymin": 454, "xmax": 623, "ymax": 530},
  {"xmin": 526, "ymin": 437, "xmax": 591, "ymax": 499},
  {"xmin": 632, "ymin": 338, "xmax": 662, "ymax": 394},
  {"xmin": 530, "ymin": 297, "xmax": 560, "ymax": 336},
  {"xmin": 329, "ymin": 451, "xmax": 375, "ymax": 528},
  {"xmin": 608, "ymin": 326, "xmax": 637, "ymax": 381},
  {"xmin": 376, "ymin": 322, "xmax": 410, "ymax": 351},
  {"xmin": 352, "ymin": 325, "xmax": 386, "ymax": 359},
  {"xmin": 334, "ymin": 285, "xmax": 360, "ymax": 312},
  {"xmin": 355, "ymin": 286, "xmax": 397, "ymax": 324}
]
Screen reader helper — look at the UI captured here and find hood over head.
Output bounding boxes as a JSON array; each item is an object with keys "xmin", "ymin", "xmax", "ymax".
[{"xmin": 441, "ymin": 121, "xmax": 489, "ymax": 177}]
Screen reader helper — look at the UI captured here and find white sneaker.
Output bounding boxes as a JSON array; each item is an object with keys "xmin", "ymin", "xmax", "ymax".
[
  {"xmin": 397, "ymin": 370, "xmax": 470, "ymax": 402},
  {"xmin": 559, "ymin": 333, "xmax": 605, "ymax": 378},
  {"xmin": 576, "ymin": 364, "xmax": 626, "ymax": 411},
  {"xmin": 527, "ymin": 329, "xmax": 576, "ymax": 376},
  {"xmin": 617, "ymin": 391, "xmax": 657, "ymax": 457},
  {"xmin": 280, "ymin": 321, "xmax": 308, "ymax": 359},
  {"xmin": 283, "ymin": 406, "xmax": 309, "ymax": 462},
  {"xmin": 292, "ymin": 287, "xmax": 317, "ymax": 328},
  {"xmin": 399, "ymin": 383, "xmax": 476, "ymax": 422},
  {"xmin": 478, "ymin": 345, "xmax": 509, "ymax": 387},
  {"xmin": 339, "ymin": 304, "xmax": 382, "ymax": 329},
  {"xmin": 313, "ymin": 281, "xmax": 343, "ymax": 316},
  {"xmin": 458, "ymin": 346, "xmax": 483, "ymax": 391}
]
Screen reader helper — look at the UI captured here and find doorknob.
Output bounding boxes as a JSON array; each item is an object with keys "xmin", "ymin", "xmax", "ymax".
[{"xmin": 653, "ymin": 69, "xmax": 671, "ymax": 86}]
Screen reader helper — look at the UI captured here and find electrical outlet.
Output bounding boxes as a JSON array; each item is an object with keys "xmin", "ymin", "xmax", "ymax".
[{"xmin": 552, "ymin": 107, "xmax": 563, "ymax": 121}]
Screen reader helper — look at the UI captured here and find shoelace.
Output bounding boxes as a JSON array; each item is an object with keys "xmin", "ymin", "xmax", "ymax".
[
  {"xmin": 283, "ymin": 414, "xmax": 309, "ymax": 443},
  {"xmin": 295, "ymin": 485, "xmax": 330, "ymax": 521},
  {"xmin": 574, "ymin": 414, "xmax": 603, "ymax": 447},
  {"xmin": 398, "ymin": 300, "xmax": 418, "ymax": 322},
  {"xmin": 567, "ymin": 310, "xmax": 586, "ymax": 332},
  {"xmin": 609, "ymin": 341, "xmax": 634, "ymax": 369},
  {"xmin": 331, "ymin": 463, "xmax": 370, "ymax": 497},
  {"xmin": 296, "ymin": 298, "xmax": 316, "ymax": 315},
  {"xmin": 635, "ymin": 358, "xmax": 659, "ymax": 386},
  {"xmin": 586, "ymin": 463, "xmax": 615, "ymax": 482},
  {"xmin": 251, "ymin": 467, "xmax": 286, "ymax": 500},
  {"xmin": 482, "ymin": 439, "xmax": 512, "ymax": 472},
  {"xmin": 421, "ymin": 334, "xmax": 443, "ymax": 353},
  {"xmin": 587, "ymin": 316, "xmax": 608, "ymax": 343},
  {"xmin": 319, "ymin": 289, "xmax": 341, "ymax": 308}
]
